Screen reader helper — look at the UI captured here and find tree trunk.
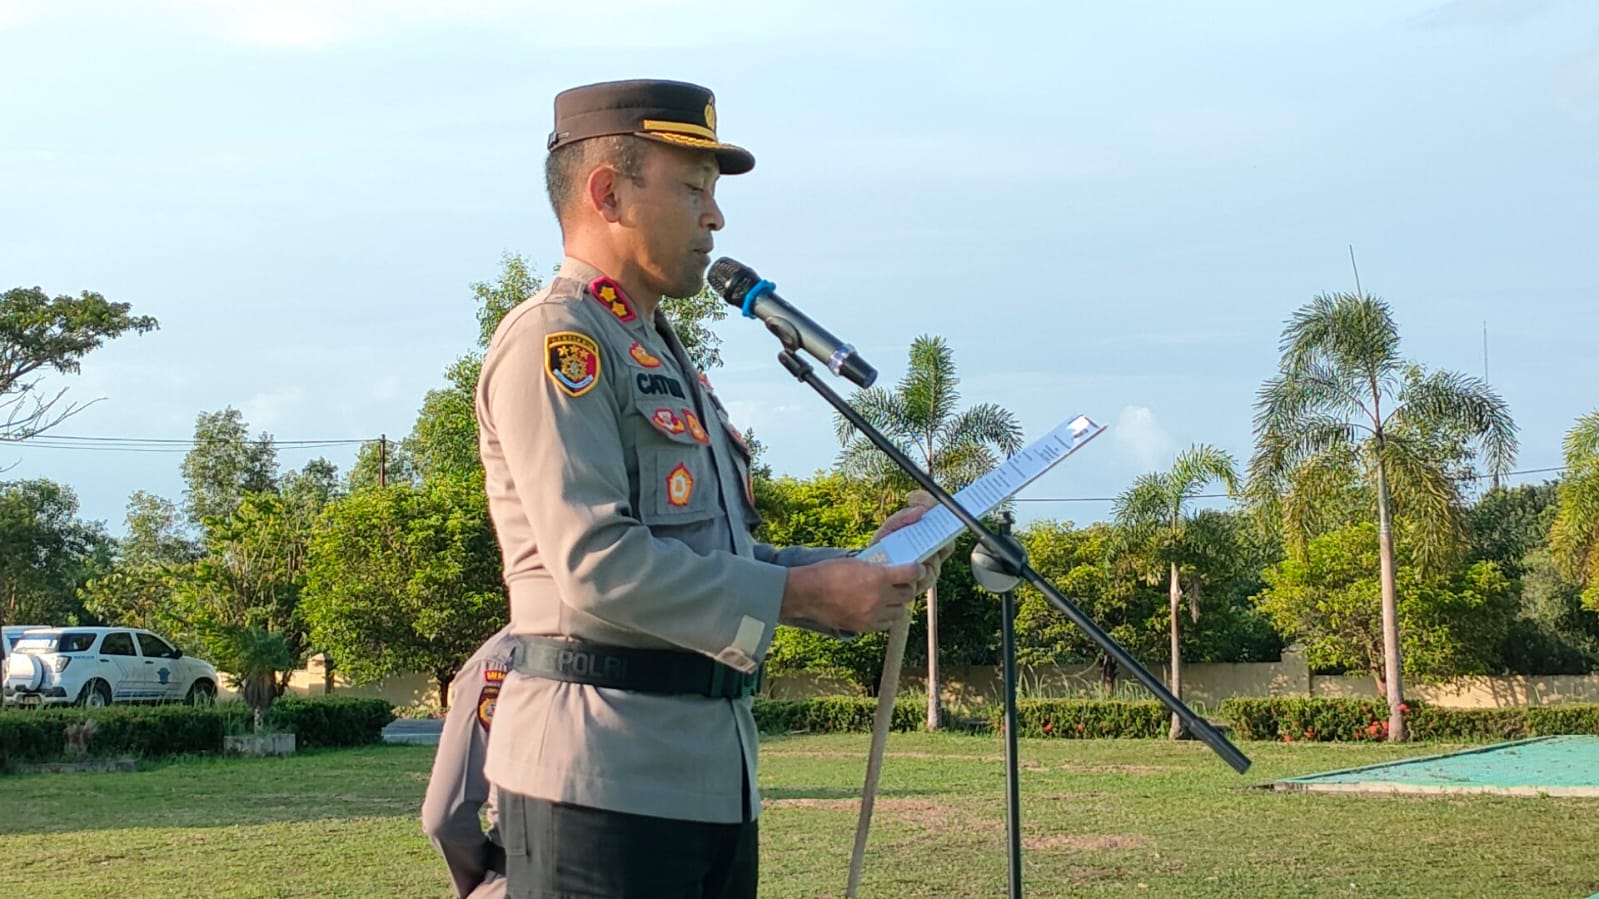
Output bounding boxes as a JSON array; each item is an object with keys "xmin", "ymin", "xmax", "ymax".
[
  {"xmin": 436, "ymin": 672, "xmax": 453, "ymax": 713},
  {"xmin": 1098, "ymin": 655, "xmax": 1119, "ymax": 694},
  {"xmin": 925, "ymin": 582, "xmax": 942, "ymax": 731},
  {"xmin": 1168, "ymin": 562, "xmax": 1185, "ymax": 740},
  {"xmin": 1375, "ymin": 460, "xmax": 1408, "ymax": 742}
]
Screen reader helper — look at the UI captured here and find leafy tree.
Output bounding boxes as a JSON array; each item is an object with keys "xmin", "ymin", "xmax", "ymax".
[
  {"xmin": 1249, "ymin": 292, "xmax": 1516, "ymax": 740},
  {"xmin": 755, "ymin": 472, "xmax": 886, "ymax": 691},
  {"xmin": 1498, "ymin": 548, "xmax": 1599, "ymax": 674},
  {"xmin": 180, "ymin": 407, "xmax": 278, "ymax": 530},
  {"xmin": 1468, "ymin": 482, "xmax": 1559, "ymax": 580},
  {"xmin": 301, "ymin": 478, "xmax": 505, "ymax": 706},
  {"xmin": 165, "ymin": 492, "xmax": 314, "ymax": 689},
  {"xmin": 1111, "ymin": 444, "xmax": 1240, "ymax": 737},
  {"xmin": 280, "ymin": 458, "xmax": 342, "ymax": 514},
  {"xmin": 1255, "ymin": 522, "xmax": 1516, "ymax": 687},
  {"xmin": 79, "ymin": 491, "xmax": 199, "ymax": 639},
  {"xmin": 120, "ymin": 490, "xmax": 199, "ymax": 568},
  {"xmin": 1011, "ymin": 520, "xmax": 1164, "ymax": 691},
  {"xmin": 834, "ymin": 334, "xmax": 1023, "ymax": 729},
  {"xmin": 660, "ymin": 288, "xmax": 728, "ymax": 372},
  {"xmin": 214, "ymin": 625, "xmax": 294, "ymax": 732},
  {"xmin": 346, "ymin": 436, "xmax": 417, "ymax": 492},
  {"xmin": 405, "ymin": 356, "xmax": 483, "ymax": 485},
  {"xmin": 0, "ymin": 286, "xmax": 158, "ymax": 441},
  {"xmin": 0, "ymin": 480, "xmax": 111, "ymax": 657},
  {"xmin": 1552, "ymin": 410, "xmax": 1599, "ymax": 610}
]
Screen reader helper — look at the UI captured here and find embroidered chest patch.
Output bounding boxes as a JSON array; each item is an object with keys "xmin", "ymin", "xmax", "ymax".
[
  {"xmin": 666, "ymin": 463, "xmax": 695, "ymax": 507},
  {"xmin": 545, "ymin": 332, "xmax": 601, "ymax": 397},
  {"xmin": 628, "ymin": 342, "xmax": 662, "ymax": 368},
  {"xmin": 682, "ymin": 410, "xmax": 710, "ymax": 444},
  {"xmin": 650, "ymin": 408, "xmax": 687, "ymax": 436}
]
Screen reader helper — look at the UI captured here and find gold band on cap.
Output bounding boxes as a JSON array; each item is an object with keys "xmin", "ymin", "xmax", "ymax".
[{"xmin": 641, "ymin": 119, "xmax": 718, "ymax": 141}]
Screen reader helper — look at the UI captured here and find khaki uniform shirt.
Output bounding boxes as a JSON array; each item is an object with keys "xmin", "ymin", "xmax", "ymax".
[
  {"xmin": 421, "ymin": 627, "xmax": 517, "ymax": 899},
  {"xmin": 476, "ymin": 256, "xmax": 846, "ymax": 824}
]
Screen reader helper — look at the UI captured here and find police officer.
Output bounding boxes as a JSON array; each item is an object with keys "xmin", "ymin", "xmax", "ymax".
[
  {"xmin": 421, "ymin": 626, "xmax": 518, "ymax": 899},
  {"xmin": 474, "ymin": 78, "xmax": 949, "ymax": 898}
]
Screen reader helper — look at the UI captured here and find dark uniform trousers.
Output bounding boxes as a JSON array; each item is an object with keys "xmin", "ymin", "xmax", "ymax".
[{"xmin": 501, "ymin": 794, "xmax": 757, "ymax": 899}]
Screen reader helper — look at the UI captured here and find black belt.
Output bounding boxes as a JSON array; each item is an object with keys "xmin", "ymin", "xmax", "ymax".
[{"xmin": 510, "ymin": 636, "xmax": 761, "ymax": 700}]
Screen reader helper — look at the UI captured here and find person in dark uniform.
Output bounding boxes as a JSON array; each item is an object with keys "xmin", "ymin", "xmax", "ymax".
[
  {"xmin": 421, "ymin": 627, "xmax": 519, "ymax": 899},
  {"xmin": 473, "ymin": 78, "xmax": 951, "ymax": 898}
]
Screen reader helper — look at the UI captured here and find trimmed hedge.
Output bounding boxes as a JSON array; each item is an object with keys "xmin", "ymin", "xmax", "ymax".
[
  {"xmin": 0, "ymin": 696, "xmax": 395, "ymax": 769},
  {"xmin": 751, "ymin": 697, "xmax": 1169, "ymax": 738},
  {"xmin": 997, "ymin": 699, "xmax": 1169, "ymax": 739},
  {"xmin": 260, "ymin": 697, "xmax": 395, "ymax": 749},
  {"xmin": 1220, "ymin": 697, "xmax": 1599, "ymax": 742},
  {"xmin": 753, "ymin": 697, "xmax": 923, "ymax": 734},
  {"xmin": 0, "ymin": 705, "xmax": 226, "ymax": 766}
]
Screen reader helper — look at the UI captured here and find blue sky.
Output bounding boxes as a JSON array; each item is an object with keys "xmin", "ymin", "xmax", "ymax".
[{"xmin": 3, "ymin": 0, "xmax": 1596, "ymax": 536}]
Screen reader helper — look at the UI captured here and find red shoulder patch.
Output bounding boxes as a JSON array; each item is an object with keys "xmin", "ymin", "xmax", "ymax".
[
  {"xmin": 629, "ymin": 342, "xmax": 662, "ymax": 368},
  {"xmin": 590, "ymin": 277, "xmax": 637, "ymax": 323}
]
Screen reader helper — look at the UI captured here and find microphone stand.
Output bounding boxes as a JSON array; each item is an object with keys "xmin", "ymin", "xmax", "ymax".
[
  {"xmin": 971, "ymin": 509, "xmax": 1025, "ymax": 899},
  {"xmin": 761, "ymin": 320, "xmax": 1253, "ymax": 895}
]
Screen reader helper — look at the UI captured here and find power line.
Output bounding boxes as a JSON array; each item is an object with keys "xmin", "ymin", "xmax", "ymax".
[
  {"xmin": 1012, "ymin": 465, "xmax": 1569, "ymax": 504},
  {"xmin": 0, "ymin": 434, "xmax": 373, "ymax": 454}
]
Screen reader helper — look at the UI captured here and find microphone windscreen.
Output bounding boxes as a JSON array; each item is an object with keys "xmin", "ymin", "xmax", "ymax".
[{"xmin": 708, "ymin": 257, "xmax": 760, "ymax": 307}]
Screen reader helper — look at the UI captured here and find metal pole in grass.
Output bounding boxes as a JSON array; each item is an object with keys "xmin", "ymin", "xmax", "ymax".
[{"xmin": 972, "ymin": 509, "xmax": 1026, "ymax": 899}]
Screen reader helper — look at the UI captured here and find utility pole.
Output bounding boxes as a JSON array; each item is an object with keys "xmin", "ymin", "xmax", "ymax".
[{"xmin": 379, "ymin": 434, "xmax": 387, "ymax": 488}]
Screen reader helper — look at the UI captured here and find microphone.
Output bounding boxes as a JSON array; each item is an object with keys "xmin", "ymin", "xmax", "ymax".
[{"xmin": 707, "ymin": 257, "xmax": 877, "ymax": 388}]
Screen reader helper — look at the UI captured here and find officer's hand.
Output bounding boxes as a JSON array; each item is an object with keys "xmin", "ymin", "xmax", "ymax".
[
  {"xmin": 780, "ymin": 558, "xmax": 920, "ymax": 633},
  {"xmin": 868, "ymin": 489, "xmax": 955, "ymax": 595}
]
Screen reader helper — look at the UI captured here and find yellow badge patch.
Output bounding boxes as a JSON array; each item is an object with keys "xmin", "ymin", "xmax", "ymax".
[
  {"xmin": 682, "ymin": 409, "xmax": 709, "ymax": 444},
  {"xmin": 667, "ymin": 463, "xmax": 695, "ymax": 507},
  {"xmin": 545, "ymin": 332, "xmax": 601, "ymax": 397},
  {"xmin": 629, "ymin": 342, "xmax": 662, "ymax": 369}
]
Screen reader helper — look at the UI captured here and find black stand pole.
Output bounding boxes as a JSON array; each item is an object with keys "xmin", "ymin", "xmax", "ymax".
[
  {"xmin": 972, "ymin": 510, "xmax": 1025, "ymax": 899},
  {"xmin": 768, "ymin": 324, "xmax": 1252, "ymax": 775}
]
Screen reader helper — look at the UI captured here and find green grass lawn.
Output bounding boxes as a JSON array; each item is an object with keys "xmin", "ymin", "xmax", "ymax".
[{"xmin": 2, "ymin": 734, "xmax": 1595, "ymax": 898}]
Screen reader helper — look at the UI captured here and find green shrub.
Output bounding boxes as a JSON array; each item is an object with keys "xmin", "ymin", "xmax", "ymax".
[
  {"xmin": 1222, "ymin": 698, "xmax": 1599, "ymax": 742},
  {"xmin": 752, "ymin": 697, "xmax": 922, "ymax": 734},
  {"xmin": 1527, "ymin": 705, "xmax": 1599, "ymax": 736},
  {"xmin": 0, "ymin": 705, "xmax": 225, "ymax": 767},
  {"xmin": 263, "ymin": 697, "xmax": 395, "ymax": 748},
  {"xmin": 0, "ymin": 695, "xmax": 395, "ymax": 769},
  {"xmin": 998, "ymin": 699, "xmax": 1168, "ymax": 739},
  {"xmin": 1220, "ymin": 697, "xmax": 1410, "ymax": 741},
  {"xmin": 1408, "ymin": 707, "xmax": 1529, "ymax": 741}
]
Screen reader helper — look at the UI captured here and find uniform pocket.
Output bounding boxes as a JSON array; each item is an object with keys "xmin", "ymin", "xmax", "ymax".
[{"xmin": 632, "ymin": 398, "xmax": 717, "ymax": 525}]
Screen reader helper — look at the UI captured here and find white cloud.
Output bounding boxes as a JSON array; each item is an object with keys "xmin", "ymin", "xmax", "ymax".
[{"xmin": 1112, "ymin": 405, "xmax": 1172, "ymax": 472}]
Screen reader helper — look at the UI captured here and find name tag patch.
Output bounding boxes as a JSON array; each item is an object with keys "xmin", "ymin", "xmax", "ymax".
[{"xmin": 636, "ymin": 373, "xmax": 686, "ymax": 398}]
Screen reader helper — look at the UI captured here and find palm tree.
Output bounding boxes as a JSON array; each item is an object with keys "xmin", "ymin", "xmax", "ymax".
[
  {"xmin": 1249, "ymin": 293, "xmax": 1516, "ymax": 741},
  {"xmin": 1551, "ymin": 410, "xmax": 1599, "ymax": 609},
  {"xmin": 1111, "ymin": 444, "xmax": 1239, "ymax": 739},
  {"xmin": 835, "ymin": 335, "xmax": 1023, "ymax": 730}
]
